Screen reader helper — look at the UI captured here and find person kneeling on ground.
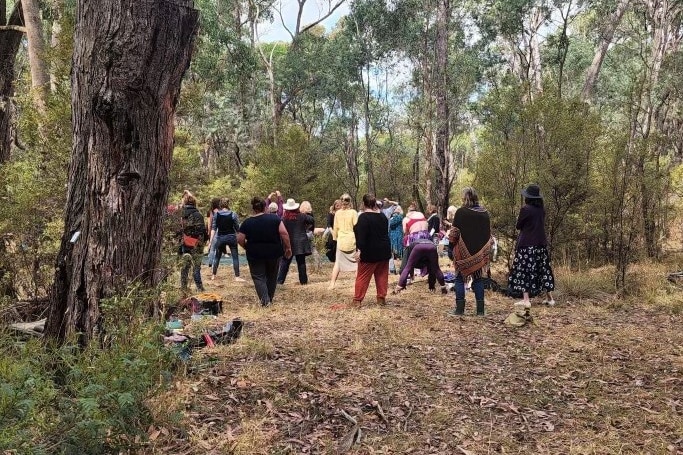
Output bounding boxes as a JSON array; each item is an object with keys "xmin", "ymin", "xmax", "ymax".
[{"xmin": 395, "ymin": 239, "xmax": 447, "ymax": 294}]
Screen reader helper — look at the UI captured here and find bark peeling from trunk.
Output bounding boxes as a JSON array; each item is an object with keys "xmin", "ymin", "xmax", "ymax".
[
  {"xmin": 46, "ymin": 0, "xmax": 198, "ymax": 344},
  {"xmin": 0, "ymin": 2, "xmax": 23, "ymax": 163}
]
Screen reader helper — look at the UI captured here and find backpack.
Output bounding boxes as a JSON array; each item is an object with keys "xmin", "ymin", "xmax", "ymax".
[{"xmin": 183, "ymin": 206, "xmax": 207, "ymax": 240}]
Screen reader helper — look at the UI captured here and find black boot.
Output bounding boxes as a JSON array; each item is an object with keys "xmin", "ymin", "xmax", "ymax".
[
  {"xmin": 447, "ymin": 299, "xmax": 466, "ymax": 317},
  {"xmin": 455, "ymin": 299, "xmax": 466, "ymax": 315},
  {"xmin": 476, "ymin": 299, "xmax": 485, "ymax": 316}
]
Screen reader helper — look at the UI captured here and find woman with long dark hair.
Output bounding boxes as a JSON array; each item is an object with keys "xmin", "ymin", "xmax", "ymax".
[{"xmin": 508, "ymin": 184, "xmax": 556, "ymax": 308}]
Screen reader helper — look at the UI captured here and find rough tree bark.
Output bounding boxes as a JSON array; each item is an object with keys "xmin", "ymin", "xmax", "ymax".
[
  {"xmin": 45, "ymin": 0, "xmax": 198, "ymax": 344},
  {"xmin": 0, "ymin": 1, "xmax": 24, "ymax": 164}
]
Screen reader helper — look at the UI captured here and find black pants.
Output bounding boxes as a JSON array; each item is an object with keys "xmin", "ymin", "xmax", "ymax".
[
  {"xmin": 248, "ymin": 258, "xmax": 280, "ymax": 305},
  {"xmin": 277, "ymin": 254, "xmax": 308, "ymax": 285}
]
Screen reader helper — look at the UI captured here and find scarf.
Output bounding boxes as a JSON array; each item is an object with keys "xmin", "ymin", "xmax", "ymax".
[{"xmin": 449, "ymin": 226, "xmax": 492, "ymax": 278}]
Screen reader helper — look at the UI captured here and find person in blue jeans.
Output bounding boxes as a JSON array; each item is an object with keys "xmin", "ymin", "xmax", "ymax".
[
  {"xmin": 210, "ymin": 198, "xmax": 245, "ymax": 282},
  {"xmin": 447, "ymin": 187, "xmax": 493, "ymax": 316}
]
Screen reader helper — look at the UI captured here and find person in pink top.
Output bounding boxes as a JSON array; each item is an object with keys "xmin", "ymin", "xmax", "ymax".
[{"xmin": 402, "ymin": 202, "xmax": 430, "ymax": 246}]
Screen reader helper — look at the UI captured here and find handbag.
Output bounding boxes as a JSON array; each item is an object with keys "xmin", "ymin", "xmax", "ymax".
[{"xmin": 182, "ymin": 234, "xmax": 200, "ymax": 248}]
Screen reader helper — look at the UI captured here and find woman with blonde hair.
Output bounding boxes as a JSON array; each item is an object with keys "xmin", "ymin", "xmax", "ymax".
[{"xmin": 328, "ymin": 193, "xmax": 358, "ymax": 289}]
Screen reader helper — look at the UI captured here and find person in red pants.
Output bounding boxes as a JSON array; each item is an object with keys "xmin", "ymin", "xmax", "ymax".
[{"xmin": 351, "ymin": 194, "xmax": 392, "ymax": 307}]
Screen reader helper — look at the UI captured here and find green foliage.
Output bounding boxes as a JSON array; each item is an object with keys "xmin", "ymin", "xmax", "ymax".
[
  {"xmin": 0, "ymin": 287, "xmax": 178, "ymax": 453},
  {"xmin": 476, "ymin": 89, "xmax": 601, "ymax": 253},
  {"xmin": 0, "ymin": 55, "xmax": 73, "ymax": 298}
]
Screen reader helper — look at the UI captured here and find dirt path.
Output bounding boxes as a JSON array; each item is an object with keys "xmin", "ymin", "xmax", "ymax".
[{"xmin": 150, "ymin": 262, "xmax": 683, "ymax": 454}]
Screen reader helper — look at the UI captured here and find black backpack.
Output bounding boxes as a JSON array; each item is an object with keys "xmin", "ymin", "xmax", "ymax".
[{"xmin": 183, "ymin": 207, "xmax": 207, "ymax": 240}]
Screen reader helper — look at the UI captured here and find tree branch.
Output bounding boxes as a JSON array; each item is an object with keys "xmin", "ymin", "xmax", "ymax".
[
  {"xmin": 299, "ymin": 0, "xmax": 345, "ymax": 35},
  {"xmin": 0, "ymin": 25, "xmax": 26, "ymax": 32}
]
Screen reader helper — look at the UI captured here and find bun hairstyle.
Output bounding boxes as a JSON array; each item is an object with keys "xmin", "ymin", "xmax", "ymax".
[
  {"xmin": 219, "ymin": 197, "xmax": 230, "ymax": 209},
  {"xmin": 362, "ymin": 193, "xmax": 377, "ymax": 209},
  {"xmin": 251, "ymin": 197, "xmax": 266, "ymax": 213},
  {"xmin": 340, "ymin": 193, "xmax": 352, "ymax": 207},
  {"xmin": 182, "ymin": 190, "xmax": 196, "ymax": 206}
]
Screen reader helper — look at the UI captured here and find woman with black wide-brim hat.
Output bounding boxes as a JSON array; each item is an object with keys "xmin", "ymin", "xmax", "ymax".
[{"xmin": 508, "ymin": 184, "xmax": 556, "ymax": 308}]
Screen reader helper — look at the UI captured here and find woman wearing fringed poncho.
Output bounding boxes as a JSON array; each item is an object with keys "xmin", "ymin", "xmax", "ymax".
[{"xmin": 447, "ymin": 187, "xmax": 493, "ymax": 316}]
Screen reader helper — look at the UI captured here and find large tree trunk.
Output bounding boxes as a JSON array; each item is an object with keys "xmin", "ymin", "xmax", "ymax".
[
  {"xmin": 434, "ymin": 0, "xmax": 450, "ymax": 215},
  {"xmin": 0, "ymin": 2, "xmax": 24, "ymax": 164},
  {"xmin": 23, "ymin": 0, "xmax": 50, "ymax": 112},
  {"xmin": 45, "ymin": 0, "xmax": 198, "ymax": 344}
]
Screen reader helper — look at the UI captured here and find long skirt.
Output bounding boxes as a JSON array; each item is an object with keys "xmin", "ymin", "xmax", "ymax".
[
  {"xmin": 335, "ymin": 249, "xmax": 358, "ymax": 272},
  {"xmin": 508, "ymin": 245, "xmax": 555, "ymax": 297}
]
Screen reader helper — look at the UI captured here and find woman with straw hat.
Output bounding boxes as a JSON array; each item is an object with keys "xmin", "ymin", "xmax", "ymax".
[{"xmin": 277, "ymin": 198, "xmax": 314, "ymax": 285}]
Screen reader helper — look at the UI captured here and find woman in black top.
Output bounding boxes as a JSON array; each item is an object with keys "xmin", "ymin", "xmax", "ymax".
[
  {"xmin": 448, "ymin": 187, "xmax": 492, "ymax": 316},
  {"xmin": 277, "ymin": 198, "xmax": 314, "ymax": 285},
  {"xmin": 352, "ymin": 194, "xmax": 392, "ymax": 307},
  {"xmin": 426, "ymin": 204, "xmax": 441, "ymax": 245},
  {"xmin": 238, "ymin": 197, "xmax": 292, "ymax": 306},
  {"xmin": 508, "ymin": 184, "xmax": 555, "ymax": 308}
]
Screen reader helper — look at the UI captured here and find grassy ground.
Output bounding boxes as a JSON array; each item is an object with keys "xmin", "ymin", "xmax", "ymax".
[{"xmin": 148, "ymin": 256, "xmax": 683, "ymax": 454}]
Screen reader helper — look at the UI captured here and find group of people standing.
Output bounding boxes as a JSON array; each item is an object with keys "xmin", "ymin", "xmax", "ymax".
[
  {"xmin": 320, "ymin": 184, "xmax": 555, "ymax": 313},
  {"xmin": 177, "ymin": 184, "xmax": 556, "ymax": 313}
]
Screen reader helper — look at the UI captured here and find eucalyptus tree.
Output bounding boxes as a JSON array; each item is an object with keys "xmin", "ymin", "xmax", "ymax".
[
  {"xmin": 46, "ymin": 0, "xmax": 198, "ymax": 344},
  {"xmin": 180, "ymin": 0, "xmax": 264, "ymax": 174},
  {"xmin": 0, "ymin": 0, "xmax": 23, "ymax": 163}
]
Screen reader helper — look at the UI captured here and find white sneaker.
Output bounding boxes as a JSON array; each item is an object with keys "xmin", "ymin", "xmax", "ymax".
[
  {"xmin": 542, "ymin": 299, "xmax": 556, "ymax": 306},
  {"xmin": 234, "ymin": 277, "xmax": 246, "ymax": 282},
  {"xmin": 514, "ymin": 300, "xmax": 531, "ymax": 309}
]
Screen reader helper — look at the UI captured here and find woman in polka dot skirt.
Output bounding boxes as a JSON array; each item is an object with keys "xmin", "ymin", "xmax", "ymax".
[{"xmin": 508, "ymin": 184, "xmax": 556, "ymax": 308}]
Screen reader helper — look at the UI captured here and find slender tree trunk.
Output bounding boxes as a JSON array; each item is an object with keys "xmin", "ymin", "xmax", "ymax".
[
  {"xmin": 0, "ymin": 2, "xmax": 23, "ymax": 163},
  {"xmin": 363, "ymin": 62, "xmax": 376, "ymax": 196},
  {"xmin": 434, "ymin": 0, "xmax": 450, "ymax": 217},
  {"xmin": 45, "ymin": 0, "xmax": 198, "ymax": 344},
  {"xmin": 581, "ymin": 0, "xmax": 630, "ymax": 101},
  {"xmin": 528, "ymin": 6, "xmax": 545, "ymax": 97},
  {"xmin": 23, "ymin": 0, "xmax": 50, "ymax": 112},
  {"xmin": 49, "ymin": 0, "xmax": 63, "ymax": 92}
]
